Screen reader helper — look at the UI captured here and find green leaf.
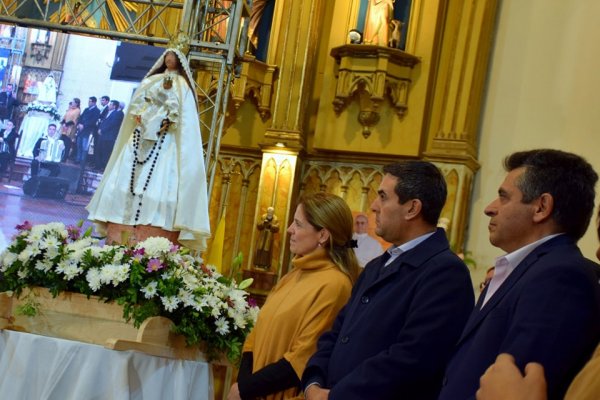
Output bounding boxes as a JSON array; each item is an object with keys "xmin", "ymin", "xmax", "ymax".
[{"xmin": 238, "ymin": 278, "xmax": 253, "ymax": 290}]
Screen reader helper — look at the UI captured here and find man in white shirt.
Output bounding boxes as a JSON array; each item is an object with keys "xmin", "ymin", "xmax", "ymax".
[
  {"xmin": 30, "ymin": 123, "xmax": 64, "ymax": 177},
  {"xmin": 352, "ymin": 213, "xmax": 383, "ymax": 267},
  {"xmin": 440, "ymin": 149, "xmax": 600, "ymax": 400}
]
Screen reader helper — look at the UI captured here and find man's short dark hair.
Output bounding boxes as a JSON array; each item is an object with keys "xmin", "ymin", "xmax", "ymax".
[
  {"xmin": 110, "ymin": 100, "xmax": 119, "ymax": 108},
  {"xmin": 383, "ymin": 161, "xmax": 447, "ymax": 226},
  {"xmin": 505, "ymin": 149, "xmax": 598, "ymax": 240},
  {"xmin": 89, "ymin": 96, "xmax": 97, "ymax": 103},
  {"xmin": 101, "ymin": 95, "xmax": 110, "ymax": 102},
  {"xmin": 48, "ymin": 123, "xmax": 57, "ymax": 129}
]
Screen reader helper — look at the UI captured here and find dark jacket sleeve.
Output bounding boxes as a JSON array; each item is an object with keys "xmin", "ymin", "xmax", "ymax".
[
  {"xmin": 237, "ymin": 354, "xmax": 300, "ymax": 399},
  {"xmin": 32, "ymin": 138, "xmax": 43, "ymax": 158}
]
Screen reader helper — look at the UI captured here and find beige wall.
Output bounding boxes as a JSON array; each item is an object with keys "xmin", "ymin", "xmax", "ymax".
[{"xmin": 467, "ymin": 0, "xmax": 600, "ymax": 285}]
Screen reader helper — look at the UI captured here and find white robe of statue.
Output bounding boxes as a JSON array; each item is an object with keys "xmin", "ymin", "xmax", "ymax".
[
  {"xmin": 86, "ymin": 48, "xmax": 210, "ymax": 251},
  {"xmin": 37, "ymin": 75, "xmax": 57, "ymax": 104}
]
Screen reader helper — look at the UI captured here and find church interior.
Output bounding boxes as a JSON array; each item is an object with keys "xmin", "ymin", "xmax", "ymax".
[{"xmin": 1, "ymin": 0, "xmax": 600, "ymax": 397}]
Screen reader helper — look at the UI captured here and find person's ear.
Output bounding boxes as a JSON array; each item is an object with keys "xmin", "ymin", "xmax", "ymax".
[
  {"xmin": 532, "ymin": 193, "xmax": 554, "ymax": 223},
  {"xmin": 319, "ymin": 228, "xmax": 331, "ymax": 246},
  {"xmin": 405, "ymin": 199, "xmax": 422, "ymax": 220}
]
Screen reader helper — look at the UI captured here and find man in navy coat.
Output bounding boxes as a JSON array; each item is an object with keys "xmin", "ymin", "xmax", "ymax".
[
  {"xmin": 96, "ymin": 100, "xmax": 123, "ymax": 170},
  {"xmin": 302, "ymin": 161, "xmax": 475, "ymax": 400},
  {"xmin": 438, "ymin": 149, "xmax": 600, "ymax": 400},
  {"xmin": 75, "ymin": 96, "xmax": 101, "ymax": 165}
]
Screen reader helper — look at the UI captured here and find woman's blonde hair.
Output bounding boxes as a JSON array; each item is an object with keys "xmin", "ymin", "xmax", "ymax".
[{"xmin": 299, "ymin": 192, "xmax": 361, "ymax": 283}]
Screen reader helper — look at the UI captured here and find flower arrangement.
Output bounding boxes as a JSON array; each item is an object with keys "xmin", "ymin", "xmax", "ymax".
[
  {"xmin": 24, "ymin": 101, "xmax": 61, "ymax": 121},
  {"xmin": 0, "ymin": 221, "xmax": 259, "ymax": 362}
]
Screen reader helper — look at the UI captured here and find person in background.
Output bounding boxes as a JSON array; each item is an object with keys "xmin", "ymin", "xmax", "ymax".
[
  {"xmin": 89, "ymin": 95, "xmax": 110, "ymax": 168},
  {"xmin": 75, "ymin": 96, "xmax": 101, "ymax": 166},
  {"xmin": 352, "ymin": 213, "xmax": 383, "ymax": 267},
  {"xmin": 439, "ymin": 149, "xmax": 600, "ymax": 400},
  {"xmin": 479, "ymin": 266, "xmax": 495, "ymax": 294},
  {"xmin": 95, "ymin": 100, "xmax": 123, "ymax": 170},
  {"xmin": 228, "ymin": 192, "xmax": 360, "ymax": 400},
  {"xmin": 30, "ymin": 123, "xmax": 64, "ymax": 177},
  {"xmin": 0, "ymin": 119, "xmax": 18, "ymax": 174},
  {"xmin": 61, "ymin": 97, "xmax": 80, "ymax": 159},
  {"xmin": 0, "ymin": 83, "xmax": 19, "ymax": 121},
  {"xmin": 302, "ymin": 161, "xmax": 474, "ymax": 400},
  {"xmin": 58, "ymin": 121, "xmax": 75, "ymax": 162}
]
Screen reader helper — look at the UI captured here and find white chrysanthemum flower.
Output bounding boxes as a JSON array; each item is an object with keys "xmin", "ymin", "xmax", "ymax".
[
  {"xmin": 141, "ymin": 281, "xmax": 158, "ymax": 299},
  {"xmin": 60, "ymin": 260, "xmax": 82, "ymax": 281},
  {"xmin": 181, "ymin": 271, "xmax": 200, "ymax": 290},
  {"xmin": 178, "ymin": 288, "xmax": 195, "ymax": 307},
  {"xmin": 215, "ymin": 317, "xmax": 230, "ymax": 335},
  {"xmin": 86, "ymin": 269, "xmax": 102, "ymax": 291},
  {"xmin": 232, "ymin": 312, "xmax": 247, "ymax": 330},
  {"xmin": 46, "ymin": 222, "xmax": 67, "ymax": 237},
  {"xmin": 138, "ymin": 237, "xmax": 172, "ymax": 257},
  {"xmin": 161, "ymin": 295, "xmax": 180, "ymax": 312},
  {"xmin": 45, "ymin": 245, "xmax": 60, "ymax": 259},
  {"xmin": 248, "ymin": 306, "xmax": 260, "ymax": 323},
  {"xmin": 18, "ymin": 247, "xmax": 34, "ymax": 262},
  {"xmin": 113, "ymin": 263, "xmax": 130, "ymax": 284},
  {"xmin": 35, "ymin": 260, "xmax": 53, "ymax": 272},
  {"xmin": 112, "ymin": 250, "xmax": 125, "ymax": 263},
  {"xmin": 40, "ymin": 235, "xmax": 60, "ymax": 250},
  {"xmin": 1, "ymin": 252, "xmax": 18, "ymax": 271},
  {"xmin": 17, "ymin": 269, "xmax": 29, "ymax": 279},
  {"xmin": 30, "ymin": 224, "xmax": 47, "ymax": 239},
  {"xmin": 67, "ymin": 237, "xmax": 95, "ymax": 251},
  {"xmin": 99, "ymin": 265, "xmax": 113, "ymax": 284}
]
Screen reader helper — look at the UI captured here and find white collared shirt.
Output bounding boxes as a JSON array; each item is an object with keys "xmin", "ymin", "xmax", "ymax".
[
  {"xmin": 384, "ymin": 230, "xmax": 436, "ymax": 267},
  {"xmin": 481, "ymin": 233, "xmax": 563, "ymax": 307}
]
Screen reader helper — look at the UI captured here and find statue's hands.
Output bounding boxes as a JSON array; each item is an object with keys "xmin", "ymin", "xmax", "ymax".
[{"xmin": 159, "ymin": 118, "xmax": 172, "ymax": 134}]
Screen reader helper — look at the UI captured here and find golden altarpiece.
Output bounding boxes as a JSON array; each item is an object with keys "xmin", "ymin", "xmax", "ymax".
[{"xmin": 0, "ymin": 0, "xmax": 500, "ymax": 295}]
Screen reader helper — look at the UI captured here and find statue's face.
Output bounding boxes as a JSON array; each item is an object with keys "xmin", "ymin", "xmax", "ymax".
[{"xmin": 165, "ymin": 52, "xmax": 179, "ymax": 71}]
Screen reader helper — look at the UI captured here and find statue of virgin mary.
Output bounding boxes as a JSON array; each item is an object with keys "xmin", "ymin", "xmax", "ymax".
[{"xmin": 87, "ymin": 37, "xmax": 211, "ymax": 251}]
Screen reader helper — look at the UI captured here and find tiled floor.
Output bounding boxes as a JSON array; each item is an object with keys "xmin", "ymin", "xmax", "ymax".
[{"xmin": 0, "ymin": 180, "xmax": 94, "ymax": 251}]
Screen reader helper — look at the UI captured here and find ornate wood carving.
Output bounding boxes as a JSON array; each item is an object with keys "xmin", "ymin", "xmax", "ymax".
[{"xmin": 330, "ymin": 44, "xmax": 420, "ymax": 137}]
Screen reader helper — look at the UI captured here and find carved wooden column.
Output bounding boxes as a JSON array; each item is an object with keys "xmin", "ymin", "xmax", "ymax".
[{"xmin": 262, "ymin": 0, "xmax": 327, "ymax": 147}]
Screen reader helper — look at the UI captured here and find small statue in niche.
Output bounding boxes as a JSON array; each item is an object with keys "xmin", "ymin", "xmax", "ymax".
[
  {"xmin": 364, "ymin": 0, "xmax": 395, "ymax": 46},
  {"xmin": 254, "ymin": 206, "xmax": 280, "ymax": 269},
  {"xmin": 388, "ymin": 19, "xmax": 403, "ymax": 49}
]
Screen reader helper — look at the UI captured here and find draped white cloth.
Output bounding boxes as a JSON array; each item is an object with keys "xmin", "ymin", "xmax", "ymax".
[
  {"xmin": 87, "ymin": 49, "xmax": 210, "ymax": 251},
  {"xmin": 0, "ymin": 330, "xmax": 212, "ymax": 400},
  {"xmin": 17, "ymin": 111, "xmax": 53, "ymax": 158}
]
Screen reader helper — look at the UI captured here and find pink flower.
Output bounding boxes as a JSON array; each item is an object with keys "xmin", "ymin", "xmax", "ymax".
[
  {"xmin": 146, "ymin": 258, "xmax": 164, "ymax": 273},
  {"xmin": 66, "ymin": 225, "xmax": 81, "ymax": 240},
  {"xmin": 170, "ymin": 244, "xmax": 180, "ymax": 253},
  {"xmin": 15, "ymin": 221, "xmax": 33, "ymax": 231}
]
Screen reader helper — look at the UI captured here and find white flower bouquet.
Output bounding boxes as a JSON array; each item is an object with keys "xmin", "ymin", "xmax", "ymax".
[
  {"xmin": 0, "ymin": 221, "xmax": 259, "ymax": 362},
  {"xmin": 24, "ymin": 101, "xmax": 61, "ymax": 121}
]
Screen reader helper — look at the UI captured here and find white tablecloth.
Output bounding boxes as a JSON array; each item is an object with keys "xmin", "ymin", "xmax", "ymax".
[
  {"xmin": 17, "ymin": 111, "xmax": 54, "ymax": 158},
  {"xmin": 0, "ymin": 330, "xmax": 213, "ymax": 400}
]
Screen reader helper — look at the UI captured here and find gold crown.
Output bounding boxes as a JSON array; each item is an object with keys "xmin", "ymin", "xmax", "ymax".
[{"xmin": 168, "ymin": 32, "xmax": 190, "ymax": 55}]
